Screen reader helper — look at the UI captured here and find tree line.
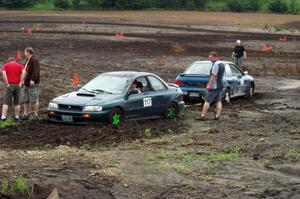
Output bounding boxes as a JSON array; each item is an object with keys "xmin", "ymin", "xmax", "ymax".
[{"xmin": 0, "ymin": 0, "xmax": 299, "ymax": 14}]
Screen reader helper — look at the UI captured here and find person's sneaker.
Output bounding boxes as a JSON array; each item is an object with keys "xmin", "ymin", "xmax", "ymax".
[
  {"xmin": 14, "ymin": 117, "xmax": 22, "ymax": 122},
  {"xmin": 0, "ymin": 118, "xmax": 7, "ymax": 122},
  {"xmin": 32, "ymin": 114, "xmax": 40, "ymax": 120},
  {"xmin": 195, "ymin": 116, "xmax": 207, "ymax": 121},
  {"xmin": 20, "ymin": 115, "xmax": 29, "ymax": 121},
  {"xmin": 214, "ymin": 116, "xmax": 221, "ymax": 121}
]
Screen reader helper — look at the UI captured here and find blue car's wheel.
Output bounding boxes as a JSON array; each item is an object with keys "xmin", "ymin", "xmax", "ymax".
[
  {"xmin": 109, "ymin": 108, "xmax": 124, "ymax": 128},
  {"xmin": 164, "ymin": 102, "xmax": 179, "ymax": 120}
]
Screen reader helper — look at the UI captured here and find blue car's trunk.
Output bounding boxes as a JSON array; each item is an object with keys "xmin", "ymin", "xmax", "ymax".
[{"xmin": 176, "ymin": 74, "xmax": 209, "ymax": 89}]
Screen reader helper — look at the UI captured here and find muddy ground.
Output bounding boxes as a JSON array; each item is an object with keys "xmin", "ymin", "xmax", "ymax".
[{"xmin": 0, "ymin": 12, "xmax": 299, "ymax": 199}]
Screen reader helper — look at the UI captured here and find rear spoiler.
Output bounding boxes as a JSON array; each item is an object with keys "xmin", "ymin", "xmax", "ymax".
[
  {"xmin": 168, "ymin": 83, "xmax": 179, "ymax": 88},
  {"xmin": 179, "ymin": 73, "xmax": 209, "ymax": 77}
]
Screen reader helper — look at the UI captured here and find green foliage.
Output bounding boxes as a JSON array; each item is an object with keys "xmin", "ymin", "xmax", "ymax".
[
  {"xmin": 0, "ymin": 0, "xmax": 36, "ymax": 8},
  {"xmin": 1, "ymin": 179, "xmax": 9, "ymax": 194},
  {"xmin": 72, "ymin": 0, "xmax": 81, "ymax": 9},
  {"xmin": 226, "ymin": 0, "xmax": 262, "ymax": 12},
  {"xmin": 227, "ymin": 0, "xmax": 243, "ymax": 12},
  {"xmin": 274, "ymin": 24, "xmax": 285, "ymax": 31},
  {"xmin": 14, "ymin": 176, "xmax": 30, "ymax": 195},
  {"xmin": 0, "ymin": 117, "xmax": 16, "ymax": 129},
  {"xmin": 268, "ymin": 0, "xmax": 289, "ymax": 13},
  {"xmin": 144, "ymin": 128, "xmax": 152, "ymax": 139},
  {"xmin": 0, "ymin": 0, "xmax": 298, "ymax": 14},
  {"xmin": 53, "ymin": 0, "xmax": 70, "ymax": 9},
  {"xmin": 87, "ymin": 0, "xmax": 103, "ymax": 9},
  {"xmin": 200, "ymin": 150, "xmax": 240, "ymax": 161}
]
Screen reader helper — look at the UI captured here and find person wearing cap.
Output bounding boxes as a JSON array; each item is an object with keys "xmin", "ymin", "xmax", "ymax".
[
  {"xmin": 232, "ymin": 40, "xmax": 247, "ymax": 68},
  {"xmin": 1, "ymin": 57, "xmax": 25, "ymax": 121}
]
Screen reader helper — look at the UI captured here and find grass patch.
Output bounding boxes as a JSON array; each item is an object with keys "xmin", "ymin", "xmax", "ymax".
[
  {"xmin": 208, "ymin": 128, "xmax": 219, "ymax": 134},
  {"xmin": 274, "ymin": 25, "xmax": 286, "ymax": 32},
  {"xmin": 199, "ymin": 151, "xmax": 240, "ymax": 162},
  {"xmin": 173, "ymin": 164, "xmax": 193, "ymax": 175},
  {"xmin": 0, "ymin": 176, "xmax": 31, "ymax": 196},
  {"xmin": 0, "ymin": 117, "xmax": 16, "ymax": 129},
  {"xmin": 144, "ymin": 128, "xmax": 152, "ymax": 139},
  {"xmin": 1, "ymin": 179, "xmax": 9, "ymax": 194},
  {"xmin": 14, "ymin": 176, "xmax": 31, "ymax": 195},
  {"xmin": 263, "ymin": 158, "xmax": 274, "ymax": 168},
  {"xmin": 286, "ymin": 148, "xmax": 300, "ymax": 161}
]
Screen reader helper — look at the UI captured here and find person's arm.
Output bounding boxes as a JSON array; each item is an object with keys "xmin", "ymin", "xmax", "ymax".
[
  {"xmin": 244, "ymin": 51, "xmax": 247, "ymax": 60},
  {"xmin": 232, "ymin": 51, "xmax": 235, "ymax": 59},
  {"xmin": 207, "ymin": 75, "xmax": 217, "ymax": 89},
  {"xmin": 207, "ymin": 63, "xmax": 219, "ymax": 89},
  {"xmin": 20, "ymin": 69, "xmax": 26, "ymax": 87},
  {"xmin": 2, "ymin": 71, "xmax": 9, "ymax": 87},
  {"xmin": 29, "ymin": 59, "xmax": 40, "ymax": 86}
]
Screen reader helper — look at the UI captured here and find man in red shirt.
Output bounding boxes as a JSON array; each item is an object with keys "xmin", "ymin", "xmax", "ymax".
[{"xmin": 1, "ymin": 57, "xmax": 25, "ymax": 121}]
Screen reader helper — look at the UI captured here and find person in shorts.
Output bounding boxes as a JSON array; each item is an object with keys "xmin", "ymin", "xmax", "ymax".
[
  {"xmin": 22, "ymin": 47, "xmax": 40, "ymax": 119},
  {"xmin": 1, "ymin": 57, "xmax": 25, "ymax": 121},
  {"xmin": 197, "ymin": 51, "xmax": 225, "ymax": 121}
]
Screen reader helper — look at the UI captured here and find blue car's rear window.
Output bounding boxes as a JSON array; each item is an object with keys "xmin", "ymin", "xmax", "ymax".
[{"xmin": 185, "ymin": 62, "xmax": 212, "ymax": 75}]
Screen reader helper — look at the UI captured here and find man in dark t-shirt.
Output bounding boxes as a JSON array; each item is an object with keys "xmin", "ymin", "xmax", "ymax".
[
  {"xmin": 232, "ymin": 40, "xmax": 247, "ymax": 68},
  {"xmin": 21, "ymin": 47, "xmax": 40, "ymax": 119}
]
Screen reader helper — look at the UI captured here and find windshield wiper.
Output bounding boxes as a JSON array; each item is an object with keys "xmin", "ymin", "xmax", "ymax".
[{"xmin": 91, "ymin": 89, "xmax": 113, "ymax": 94}]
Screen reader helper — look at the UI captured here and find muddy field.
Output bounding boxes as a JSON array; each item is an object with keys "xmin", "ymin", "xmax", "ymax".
[{"xmin": 0, "ymin": 12, "xmax": 299, "ymax": 199}]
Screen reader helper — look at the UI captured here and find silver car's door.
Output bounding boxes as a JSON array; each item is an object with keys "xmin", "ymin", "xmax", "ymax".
[{"xmin": 229, "ymin": 64, "xmax": 247, "ymax": 96}]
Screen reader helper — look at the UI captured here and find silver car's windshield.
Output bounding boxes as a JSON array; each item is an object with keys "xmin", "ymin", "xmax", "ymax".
[
  {"xmin": 80, "ymin": 75, "xmax": 129, "ymax": 94},
  {"xmin": 185, "ymin": 62, "xmax": 212, "ymax": 75}
]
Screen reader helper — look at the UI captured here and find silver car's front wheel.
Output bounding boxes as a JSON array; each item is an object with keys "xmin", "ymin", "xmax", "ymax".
[{"xmin": 224, "ymin": 88, "xmax": 231, "ymax": 103}]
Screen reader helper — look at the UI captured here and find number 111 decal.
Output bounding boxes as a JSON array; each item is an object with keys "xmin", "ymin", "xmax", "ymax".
[{"xmin": 143, "ymin": 98, "xmax": 152, "ymax": 107}]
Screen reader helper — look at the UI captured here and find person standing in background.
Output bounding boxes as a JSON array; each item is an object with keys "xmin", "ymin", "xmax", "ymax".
[
  {"xmin": 22, "ymin": 47, "xmax": 40, "ymax": 119},
  {"xmin": 232, "ymin": 40, "xmax": 247, "ymax": 69},
  {"xmin": 1, "ymin": 57, "xmax": 25, "ymax": 121}
]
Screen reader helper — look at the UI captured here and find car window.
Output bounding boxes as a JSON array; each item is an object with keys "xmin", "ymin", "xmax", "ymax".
[
  {"xmin": 80, "ymin": 75, "xmax": 129, "ymax": 94},
  {"xmin": 184, "ymin": 62, "xmax": 212, "ymax": 75},
  {"xmin": 134, "ymin": 77, "xmax": 151, "ymax": 93},
  {"xmin": 147, "ymin": 76, "xmax": 167, "ymax": 91},
  {"xmin": 225, "ymin": 64, "xmax": 233, "ymax": 77},
  {"xmin": 229, "ymin": 64, "xmax": 242, "ymax": 76}
]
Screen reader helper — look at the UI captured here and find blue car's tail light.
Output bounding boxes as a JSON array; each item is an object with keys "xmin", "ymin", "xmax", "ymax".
[{"xmin": 175, "ymin": 80, "xmax": 184, "ymax": 86}]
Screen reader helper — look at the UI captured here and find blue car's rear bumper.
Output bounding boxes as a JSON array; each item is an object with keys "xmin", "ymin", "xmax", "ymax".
[
  {"xmin": 180, "ymin": 87, "xmax": 225, "ymax": 100},
  {"xmin": 47, "ymin": 109, "xmax": 111, "ymax": 125},
  {"xmin": 180, "ymin": 87, "xmax": 206, "ymax": 99}
]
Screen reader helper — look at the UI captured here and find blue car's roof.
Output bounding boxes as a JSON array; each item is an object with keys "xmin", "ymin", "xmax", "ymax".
[
  {"xmin": 192, "ymin": 60, "xmax": 232, "ymax": 65},
  {"xmin": 101, "ymin": 71, "xmax": 154, "ymax": 78}
]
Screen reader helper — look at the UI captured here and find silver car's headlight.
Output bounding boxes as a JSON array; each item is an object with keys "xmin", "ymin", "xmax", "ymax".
[
  {"xmin": 83, "ymin": 106, "xmax": 103, "ymax": 112},
  {"xmin": 48, "ymin": 102, "xmax": 58, "ymax": 109}
]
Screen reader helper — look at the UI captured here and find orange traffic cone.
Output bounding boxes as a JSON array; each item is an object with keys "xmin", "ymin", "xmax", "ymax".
[
  {"xmin": 279, "ymin": 36, "xmax": 287, "ymax": 42},
  {"xmin": 17, "ymin": 50, "xmax": 21, "ymax": 61},
  {"xmin": 73, "ymin": 72, "xmax": 79, "ymax": 88},
  {"xmin": 116, "ymin": 32, "xmax": 124, "ymax": 39},
  {"xmin": 261, "ymin": 44, "xmax": 273, "ymax": 52}
]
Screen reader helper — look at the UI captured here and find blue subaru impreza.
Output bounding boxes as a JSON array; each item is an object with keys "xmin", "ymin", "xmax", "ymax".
[
  {"xmin": 48, "ymin": 71, "xmax": 185, "ymax": 127},
  {"xmin": 175, "ymin": 61, "xmax": 255, "ymax": 102}
]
